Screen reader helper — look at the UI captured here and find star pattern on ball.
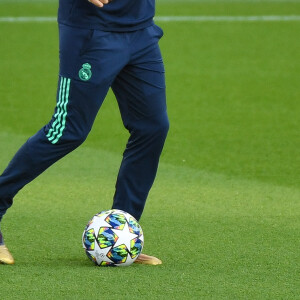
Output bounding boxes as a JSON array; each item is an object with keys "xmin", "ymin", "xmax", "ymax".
[
  {"xmin": 112, "ymin": 221, "xmax": 138, "ymax": 250},
  {"xmin": 86, "ymin": 211, "xmax": 112, "ymax": 237},
  {"xmin": 83, "ymin": 210, "xmax": 144, "ymax": 266},
  {"xmin": 88, "ymin": 239, "xmax": 114, "ymax": 265}
]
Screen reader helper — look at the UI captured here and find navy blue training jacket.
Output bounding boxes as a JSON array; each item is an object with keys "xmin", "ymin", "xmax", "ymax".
[{"xmin": 58, "ymin": 0, "xmax": 155, "ymax": 31}]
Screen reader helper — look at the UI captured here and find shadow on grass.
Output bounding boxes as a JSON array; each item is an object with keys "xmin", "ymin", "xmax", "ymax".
[{"xmin": 18, "ymin": 256, "xmax": 145, "ymax": 270}]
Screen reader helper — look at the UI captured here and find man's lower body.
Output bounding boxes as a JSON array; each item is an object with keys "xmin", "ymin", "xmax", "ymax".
[{"xmin": 0, "ymin": 24, "xmax": 169, "ymax": 265}]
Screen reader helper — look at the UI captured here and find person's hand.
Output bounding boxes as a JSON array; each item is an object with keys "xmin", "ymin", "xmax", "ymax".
[{"xmin": 88, "ymin": 0, "xmax": 111, "ymax": 8}]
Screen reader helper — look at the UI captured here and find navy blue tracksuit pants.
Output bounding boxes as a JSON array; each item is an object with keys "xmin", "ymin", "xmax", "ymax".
[{"xmin": 0, "ymin": 24, "xmax": 169, "ymax": 221}]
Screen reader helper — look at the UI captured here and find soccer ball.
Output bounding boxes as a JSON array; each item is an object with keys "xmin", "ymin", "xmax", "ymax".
[{"xmin": 82, "ymin": 209, "xmax": 144, "ymax": 266}]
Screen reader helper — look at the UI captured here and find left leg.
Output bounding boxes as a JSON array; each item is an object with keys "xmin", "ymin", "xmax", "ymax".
[{"xmin": 111, "ymin": 25, "xmax": 169, "ymax": 221}]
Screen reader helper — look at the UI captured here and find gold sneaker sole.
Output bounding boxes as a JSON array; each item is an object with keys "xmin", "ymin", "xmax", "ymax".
[
  {"xmin": 0, "ymin": 245, "xmax": 15, "ymax": 265},
  {"xmin": 134, "ymin": 253, "xmax": 162, "ymax": 265}
]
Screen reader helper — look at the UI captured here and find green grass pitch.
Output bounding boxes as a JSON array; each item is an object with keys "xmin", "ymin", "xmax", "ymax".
[{"xmin": 0, "ymin": 0, "xmax": 299, "ymax": 299}]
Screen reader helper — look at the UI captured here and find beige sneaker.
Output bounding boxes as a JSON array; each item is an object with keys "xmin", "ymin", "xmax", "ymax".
[
  {"xmin": 134, "ymin": 253, "xmax": 162, "ymax": 265},
  {"xmin": 0, "ymin": 245, "xmax": 15, "ymax": 265}
]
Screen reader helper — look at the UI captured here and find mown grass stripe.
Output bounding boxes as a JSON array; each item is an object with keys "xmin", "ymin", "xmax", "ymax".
[
  {"xmin": 0, "ymin": 15, "xmax": 300, "ymax": 22},
  {"xmin": 156, "ymin": 15, "xmax": 300, "ymax": 21}
]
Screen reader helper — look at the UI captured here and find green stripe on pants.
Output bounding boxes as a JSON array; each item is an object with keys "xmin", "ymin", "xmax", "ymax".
[{"xmin": 47, "ymin": 77, "xmax": 71, "ymax": 144}]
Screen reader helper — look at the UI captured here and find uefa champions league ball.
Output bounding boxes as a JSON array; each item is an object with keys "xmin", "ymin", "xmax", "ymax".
[{"xmin": 82, "ymin": 209, "xmax": 144, "ymax": 266}]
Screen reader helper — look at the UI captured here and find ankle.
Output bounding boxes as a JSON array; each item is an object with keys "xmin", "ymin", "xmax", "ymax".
[{"xmin": 0, "ymin": 226, "xmax": 4, "ymax": 245}]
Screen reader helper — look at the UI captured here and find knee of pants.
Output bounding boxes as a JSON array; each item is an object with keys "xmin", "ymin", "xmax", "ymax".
[
  {"xmin": 65, "ymin": 131, "xmax": 88, "ymax": 147},
  {"xmin": 45, "ymin": 122, "xmax": 90, "ymax": 148},
  {"xmin": 134, "ymin": 112, "xmax": 169, "ymax": 142},
  {"xmin": 154, "ymin": 113, "xmax": 170, "ymax": 140}
]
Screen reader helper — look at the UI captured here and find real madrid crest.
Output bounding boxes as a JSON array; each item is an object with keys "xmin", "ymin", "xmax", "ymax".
[{"xmin": 79, "ymin": 63, "xmax": 92, "ymax": 81}]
